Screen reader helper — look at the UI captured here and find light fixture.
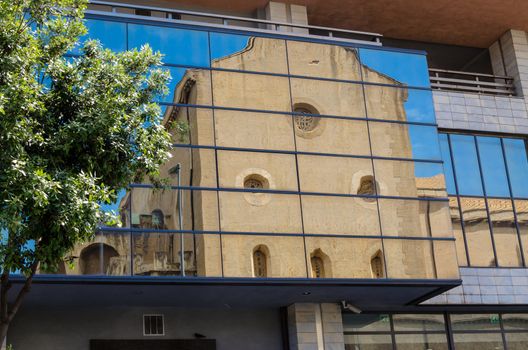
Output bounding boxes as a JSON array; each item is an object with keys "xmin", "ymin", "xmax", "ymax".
[{"xmin": 341, "ymin": 300, "xmax": 362, "ymax": 314}]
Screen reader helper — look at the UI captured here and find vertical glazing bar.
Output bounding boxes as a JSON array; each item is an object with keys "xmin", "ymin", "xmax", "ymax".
[
  {"xmin": 358, "ymin": 49, "xmax": 389, "ymax": 279},
  {"xmin": 177, "ymin": 164, "xmax": 185, "ymax": 277},
  {"xmin": 446, "ymin": 133, "xmax": 471, "ymax": 266},
  {"xmin": 206, "ymin": 31, "xmax": 224, "ymax": 278},
  {"xmin": 284, "ymin": 40, "xmax": 310, "ymax": 278},
  {"xmin": 129, "ymin": 189, "xmax": 134, "ymax": 276},
  {"xmin": 500, "ymin": 137, "xmax": 526, "ymax": 267}
]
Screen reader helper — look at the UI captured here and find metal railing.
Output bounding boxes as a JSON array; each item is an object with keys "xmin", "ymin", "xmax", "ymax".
[
  {"xmin": 429, "ymin": 68, "xmax": 516, "ymax": 96},
  {"xmin": 87, "ymin": 0, "xmax": 383, "ymax": 45}
]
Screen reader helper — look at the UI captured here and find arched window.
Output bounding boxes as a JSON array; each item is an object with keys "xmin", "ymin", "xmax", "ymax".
[
  {"xmin": 357, "ymin": 175, "xmax": 377, "ymax": 202},
  {"xmin": 311, "ymin": 256, "xmax": 325, "ymax": 278},
  {"xmin": 294, "ymin": 104, "xmax": 320, "ymax": 133},
  {"xmin": 79, "ymin": 243, "xmax": 119, "ymax": 275},
  {"xmin": 151, "ymin": 209, "xmax": 165, "ymax": 229},
  {"xmin": 253, "ymin": 247, "xmax": 268, "ymax": 277},
  {"xmin": 371, "ymin": 251, "xmax": 384, "ymax": 278}
]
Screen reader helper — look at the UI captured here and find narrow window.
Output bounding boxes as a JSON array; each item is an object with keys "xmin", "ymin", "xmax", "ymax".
[
  {"xmin": 371, "ymin": 252, "xmax": 384, "ymax": 278},
  {"xmin": 135, "ymin": 9, "xmax": 152, "ymax": 16},
  {"xmin": 253, "ymin": 248, "xmax": 267, "ymax": 277},
  {"xmin": 151, "ymin": 209, "xmax": 165, "ymax": 229},
  {"xmin": 311, "ymin": 256, "xmax": 325, "ymax": 278}
]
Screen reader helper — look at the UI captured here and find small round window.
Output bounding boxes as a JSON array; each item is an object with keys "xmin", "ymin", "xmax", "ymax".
[
  {"xmin": 243, "ymin": 174, "xmax": 269, "ymax": 190},
  {"xmin": 294, "ymin": 106, "xmax": 320, "ymax": 132}
]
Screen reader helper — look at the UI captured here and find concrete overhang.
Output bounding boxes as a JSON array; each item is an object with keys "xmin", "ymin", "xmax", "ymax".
[
  {"xmin": 11, "ymin": 276, "xmax": 460, "ymax": 310},
  {"xmin": 114, "ymin": 0, "xmax": 528, "ymax": 48}
]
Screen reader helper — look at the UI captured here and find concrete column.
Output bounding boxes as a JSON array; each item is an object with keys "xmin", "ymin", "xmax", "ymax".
[
  {"xmin": 287, "ymin": 303, "xmax": 345, "ymax": 350},
  {"xmin": 262, "ymin": 1, "xmax": 309, "ymax": 34},
  {"xmin": 489, "ymin": 30, "xmax": 528, "ymax": 98}
]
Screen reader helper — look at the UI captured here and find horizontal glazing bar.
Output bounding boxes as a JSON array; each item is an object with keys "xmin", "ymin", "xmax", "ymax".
[
  {"xmin": 126, "ymin": 183, "xmax": 449, "ymax": 202},
  {"xmin": 65, "ymin": 52, "xmax": 432, "ymax": 91},
  {"xmin": 96, "ymin": 227, "xmax": 456, "ymax": 241},
  {"xmin": 171, "ymin": 144, "xmax": 444, "ymax": 164},
  {"xmin": 159, "ymin": 103, "xmax": 438, "ymax": 127}
]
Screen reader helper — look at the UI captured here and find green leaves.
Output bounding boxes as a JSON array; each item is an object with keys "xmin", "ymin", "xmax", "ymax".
[{"xmin": 0, "ymin": 0, "xmax": 171, "ymax": 275}]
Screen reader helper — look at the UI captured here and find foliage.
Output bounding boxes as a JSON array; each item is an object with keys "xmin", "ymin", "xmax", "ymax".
[{"xmin": 0, "ymin": 0, "xmax": 171, "ymax": 341}]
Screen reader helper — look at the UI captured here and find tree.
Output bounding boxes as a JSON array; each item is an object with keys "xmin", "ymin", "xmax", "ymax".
[{"xmin": 0, "ymin": 0, "xmax": 172, "ymax": 345}]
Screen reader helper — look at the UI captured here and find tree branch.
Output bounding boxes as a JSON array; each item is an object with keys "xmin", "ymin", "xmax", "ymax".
[{"xmin": 6, "ymin": 260, "xmax": 38, "ymax": 323}]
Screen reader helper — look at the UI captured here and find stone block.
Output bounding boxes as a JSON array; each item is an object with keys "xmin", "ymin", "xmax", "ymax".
[
  {"xmin": 481, "ymin": 294, "xmax": 499, "ymax": 304},
  {"xmin": 478, "ymin": 276, "xmax": 496, "ymax": 285},
  {"xmin": 447, "ymin": 294, "xmax": 464, "ymax": 303},
  {"xmin": 512, "ymin": 276, "xmax": 528, "ymax": 285},
  {"xmin": 480, "ymin": 285, "xmax": 498, "ymax": 295},
  {"xmin": 515, "ymin": 295, "xmax": 528, "ymax": 304},
  {"xmin": 499, "ymin": 294, "xmax": 516, "ymax": 304},
  {"xmin": 463, "ymin": 285, "xmax": 481, "ymax": 295},
  {"xmin": 497, "ymin": 285, "xmax": 515, "ymax": 295},
  {"xmin": 465, "ymin": 295, "xmax": 482, "ymax": 304},
  {"xmin": 463, "ymin": 276, "xmax": 479, "ymax": 285},
  {"xmin": 451, "ymin": 104, "xmax": 467, "ymax": 113}
]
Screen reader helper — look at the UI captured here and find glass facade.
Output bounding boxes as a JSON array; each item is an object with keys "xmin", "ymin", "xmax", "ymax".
[
  {"xmin": 439, "ymin": 132, "xmax": 528, "ymax": 267},
  {"xmin": 51, "ymin": 15, "xmax": 460, "ymax": 280},
  {"xmin": 344, "ymin": 313, "xmax": 528, "ymax": 349}
]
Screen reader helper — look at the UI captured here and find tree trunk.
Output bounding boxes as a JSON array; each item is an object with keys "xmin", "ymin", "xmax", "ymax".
[{"xmin": 0, "ymin": 322, "xmax": 7, "ymax": 349}]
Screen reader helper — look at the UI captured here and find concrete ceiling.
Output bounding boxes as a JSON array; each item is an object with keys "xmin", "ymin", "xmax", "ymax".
[{"xmin": 125, "ymin": 0, "xmax": 528, "ymax": 48}]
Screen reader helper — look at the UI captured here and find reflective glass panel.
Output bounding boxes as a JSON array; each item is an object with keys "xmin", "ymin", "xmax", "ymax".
[
  {"xmin": 450, "ymin": 314, "xmax": 501, "ymax": 331},
  {"xmin": 76, "ymin": 231, "xmax": 130, "ymax": 276},
  {"xmin": 453, "ymin": 333, "xmax": 504, "ymax": 350},
  {"xmin": 360, "ymin": 48, "xmax": 430, "ymax": 88},
  {"xmin": 393, "ymin": 314, "xmax": 445, "ymax": 331},
  {"xmin": 301, "ymin": 195, "xmax": 380, "ymax": 236},
  {"xmin": 364, "ymin": 86, "xmax": 436, "ymax": 124},
  {"xmin": 439, "ymin": 134, "xmax": 456, "ymax": 195},
  {"xmin": 159, "ymin": 67, "xmax": 212, "ymax": 105},
  {"xmin": 487, "ymin": 198, "xmax": 522, "ymax": 267},
  {"xmin": 477, "ymin": 136, "xmax": 510, "ymax": 197},
  {"xmin": 289, "ymin": 78, "xmax": 365, "ymax": 118},
  {"xmin": 82, "ymin": 19, "xmax": 126, "ymax": 52},
  {"xmin": 516, "ymin": 200, "xmax": 528, "ymax": 262},
  {"xmin": 450, "ymin": 134, "xmax": 483, "ymax": 196},
  {"xmin": 166, "ymin": 107, "xmax": 215, "ymax": 146},
  {"xmin": 214, "ymin": 110, "xmax": 295, "ymax": 151},
  {"xmin": 503, "ymin": 138, "xmax": 528, "ymax": 198},
  {"xmin": 305, "ymin": 237, "xmax": 384, "ymax": 278},
  {"xmin": 505, "ymin": 333, "xmax": 528, "ymax": 350},
  {"xmin": 219, "ymin": 192, "xmax": 302, "ymax": 234},
  {"xmin": 210, "ymin": 33, "xmax": 288, "ymax": 74},
  {"xmin": 217, "ymin": 150, "xmax": 298, "ymax": 191},
  {"xmin": 128, "ymin": 24, "xmax": 209, "ymax": 66},
  {"xmin": 502, "ymin": 314, "xmax": 528, "ymax": 330},
  {"xmin": 459, "ymin": 197, "xmax": 496, "ymax": 267},
  {"xmin": 295, "ymin": 118, "xmax": 370, "ymax": 156},
  {"xmin": 132, "ymin": 231, "xmax": 202, "ymax": 276},
  {"xmin": 395, "ymin": 334, "xmax": 448, "ymax": 350},
  {"xmin": 449, "ymin": 197, "xmax": 468, "ymax": 266},
  {"xmin": 374, "ymin": 160, "xmax": 446, "ymax": 198},
  {"xmin": 298, "ymin": 155, "xmax": 372, "ymax": 195},
  {"xmin": 378, "ymin": 198, "xmax": 451, "ymax": 238},
  {"xmin": 100, "ymin": 188, "xmax": 129, "ymax": 228},
  {"xmin": 370, "ymin": 122, "xmax": 442, "ymax": 160},
  {"xmin": 221, "ymin": 234, "xmax": 307, "ymax": 278},
  {"xmin": 344, "ymin": 334, "xmax": 393, "ymax": 350},
  {"xmin": 343, "ymin": 313, "xmax": 391, "ymax": 332},
  {"xmin": 433, "ymin": 240, "xmax": 460, "ymax": 278},
  {"xmin": 287, "ymin": 41, "xmax": 361, "ymax": 80},
  {"xmin": 212, "ymin": 71, "xmax": 291, "ymax": 112},
  {"xmin": 383, "ymin": 239, "xmax": 436, "ymax": 279}
]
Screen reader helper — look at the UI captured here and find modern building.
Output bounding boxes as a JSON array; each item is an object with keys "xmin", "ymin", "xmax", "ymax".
[{"xmin": 7, "ymin": 1, "xmax": 528, "ymax": 349}]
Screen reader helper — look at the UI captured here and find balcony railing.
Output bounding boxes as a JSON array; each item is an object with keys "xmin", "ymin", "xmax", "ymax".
[
  {"xmin": 429, "ymin": 68, "xmax": 516, "ymax": 96},
  {"xmin": 87, "ymin": 0, "xmax": 382, "ymax": 45}
]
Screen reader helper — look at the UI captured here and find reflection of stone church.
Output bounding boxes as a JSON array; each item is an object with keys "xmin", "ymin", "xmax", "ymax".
[{"xmin": 65, "ymin": 38, "xmax": 458, "ymax": 279}]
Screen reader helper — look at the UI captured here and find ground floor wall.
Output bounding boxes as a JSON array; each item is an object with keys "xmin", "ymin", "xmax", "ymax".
[{"xmin": 8, "ymin": 305, "xmax": 284, "ymax": 350}]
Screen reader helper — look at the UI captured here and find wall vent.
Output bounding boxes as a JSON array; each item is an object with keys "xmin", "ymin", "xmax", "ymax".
[{"xmin": 143, "ymin": 314, "xmax": 164, "ymax": 336}]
